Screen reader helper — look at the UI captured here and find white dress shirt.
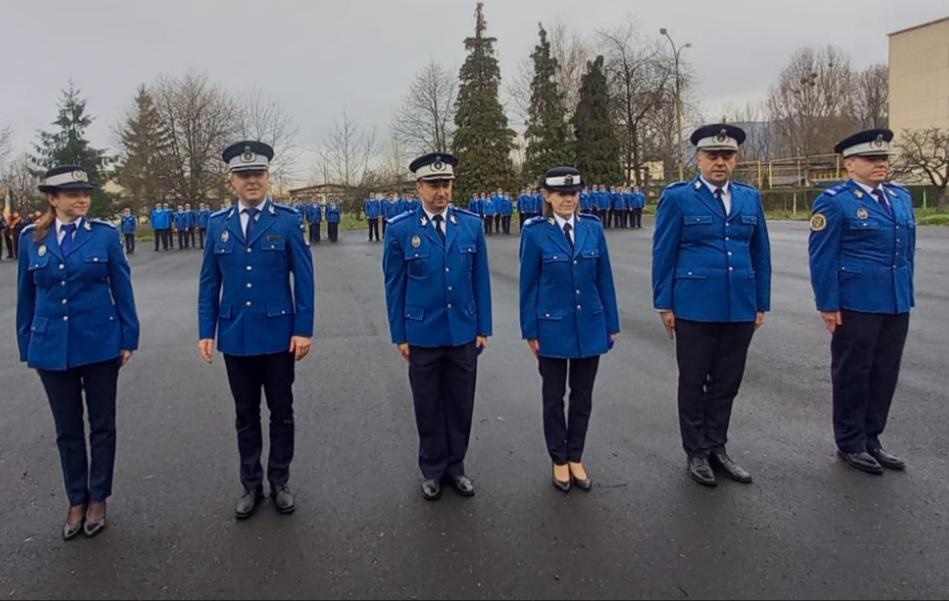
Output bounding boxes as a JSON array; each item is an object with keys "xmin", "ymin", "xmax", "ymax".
[
  {"xmin": 553, "ymin": 213, "xmax": 576, "ymax": 244},
  {"xmin": 699, "ymin": 177, "xmax": 732, "ymax": 215},
  {"xmin": 55, "ymin": 217, "xmax": 83, "ymax": 245},
  {"xmin": 238, "ymin": 199, "xmax": 267, "ymax": 237},
  {"xmin": 422, "ymin": 206, "xmax": 448, "ymax": 237}
]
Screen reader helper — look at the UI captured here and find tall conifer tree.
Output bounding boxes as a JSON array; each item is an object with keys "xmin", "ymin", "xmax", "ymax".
[
  {"xmin": 524, "ymin": 24, "xmax": 571, "ymax": 182},
  {"xmin": 572, "ymin": 56, "xmax": 622, "ymax": 185}
]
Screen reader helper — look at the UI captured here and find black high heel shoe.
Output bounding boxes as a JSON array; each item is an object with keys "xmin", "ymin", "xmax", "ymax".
[
  {"xmin": 552, "ymin": 464, "xmax": 571, "ymax": 493},
  {"xmin": 84, "ymin": 503, "xmax": 107, "ymax": 538},
  {"xmin": 63, "ymin": 519, "xmax": 83, "ymax": 541},
  {"xmin": 569, "ymin": 463, "xmax": 592, "ymax": 492}
]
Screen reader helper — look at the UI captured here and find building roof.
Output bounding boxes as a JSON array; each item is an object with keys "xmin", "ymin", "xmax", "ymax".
[{"xmin": 888, "ymin": 16, "xmax": 949, "ymax": 37}]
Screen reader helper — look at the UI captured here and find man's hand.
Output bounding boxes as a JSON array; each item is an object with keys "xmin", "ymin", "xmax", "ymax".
[
  {"xmin": 398, "ymin": 343, "xmax": 411, "ymax": 362},
  {"xmin": 660, "ymin": 311, "xmax": 676, "ymax": 339},
  {"xmin": 527, "ymin": 339, "xmax": 540, "ymax": 357},
  {"xmin": 755, "ymin": 312, "xmax": 766, "ymax": 330},
  {"xmin": 289, "ymin": 336, "xmax": 313, "ymax": 361},
  {"xmin": 476, "ymin": 336, "xmax": 489, "ymax": 354},
  {"xmin": 821, "ymin": 311, "xmax": 843, "ymax": 334},
  {"xmin": 120, "ymin": 350, "xmax": 133, "ymax": 367},
  {"xmin": 198, "ymin": 339, "xmax": 215, "ymax": 364}
]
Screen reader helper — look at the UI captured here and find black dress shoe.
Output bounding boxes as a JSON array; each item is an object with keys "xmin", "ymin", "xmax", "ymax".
[
  {"xmin": 63, "ymin": 519, "xmax": 83, "ymax": 541},
  {"xmin": 235, "ymin": 487, "xmax": 264, "ymax": 519},
  {"xmin": 688, "ymin": 457, "xmax": 717, "ymax": 487},
  {"xmin": 868, "ymin": 448, "xmax": 906, "ymax": 471},
  {"xmin": 271, "ymin": 486, "xmax": 295, "ymax": 514},
  {"xmin": 837, "ymin": 450, "xmax": 884, "ymax": 475},
  {"xmin": 420, "ymin": 479, "xmax": 442, "ymax": 501},
  {"xmin": 569, "ymin": 465, "xmax": 592, "ymax": 492},
  {"xmin": 710, "ymin": 450, "xmax": 753, "ymax": 483},
  {"xmin": 450, "ymin": 475, "xmax": 475, "ymax": 497},
  {"xmin": 83, "ymin": 517, "xmax": 107, "ymax": 538}
]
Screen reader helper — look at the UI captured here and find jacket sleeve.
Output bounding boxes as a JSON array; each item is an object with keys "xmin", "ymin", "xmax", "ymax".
[
  {"xmin": 197, "ymin": 222, "xmax": 222, "ymax": 340},
  {"xmin": 597, "ymin": 227, "xmax": 621, "ymax": 334},
  {"xmin": 383, "ymin": 227, "xmax": 407, "ymax": 344},
  {"xmin": 107, "ymin": 228, "xmax": 140, "ymax": 350},
  {"xmin": 651, "ymin": 192, "xmax": 682, "ymax": 311},
  {"xmin": 752, "ymin": 193, "xmax": 772, "ymax": 312},
  {"xmin": 808, "ymin": 193, "xmax": 842, "ymax": 312},
  {"xmin": 15, "ymin": 231, "xmax": 36, "ymax": 362},
  {"xmin": 289, "ymin": 213, "xmax": 315, "ymax": 337},
  {"xmin": 518, "ymin": 227, "xmax": 541, "ymax": 340},
  {"xmin": 473, "ymin": 224, "xmax": 493, "ymax": 336}
]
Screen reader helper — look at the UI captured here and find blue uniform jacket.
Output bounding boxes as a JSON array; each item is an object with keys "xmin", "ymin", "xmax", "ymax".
[
  {"xmin": 151, "ymin": 209, "xmax": 171, "ymax": 230},
  {"xmin": 468, "ymin": 198, "xmax": 483, "ymax": 216},
  {"xmin": 325, "ymin": 204, "xmax": 341, "ymax": 224},
  {"xmin": 580, "ymin": 191, "xmax": 593, "ymax": 212},
  {"xmin": 519, "ymin": 214, "xmax": 620, "ymax": 359},
  {"xmin": 307, "ymin": 204, "xmax": 322, "ymax": 223},
  {"xmin": 196, "ymin": 209, "xmax": 211, "ymax": 229},
  {"xmin": 652, "ymin": 178, "xmax": 772, "ymax": 322},
  {"xmin": 364, "ymin": 198, "xmax": 382, "ymax": 219},
  {"xmin": 808, "ymin": 180, "xmax": 915, "ymax": 314},
  {"xmin": 382, "ymin": 201, "xmax": 400, "ymax": 220},
  {"xmin": 198, "ymin": 199, "xmax": 315, "ymax": 356},
  {"xmin": 17, "ymin": 219, "xmax": 140, "ymax": 371},
  {"xmin": 383, "ymin": 207, "xmax": 492, "ymax": 347},
  {"xmin": 482, "ymin": 197, "xmax": 497, "ymax": 216},
  {"xmin": 121, "ymin": 214, "xmax": 137, "ymax": 234}
]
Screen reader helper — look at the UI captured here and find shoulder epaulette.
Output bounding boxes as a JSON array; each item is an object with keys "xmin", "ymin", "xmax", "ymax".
[
  {"xmin": 273, "ymin": 203, "xmax": 299, "ymax": 214},
  {"xmin": 523, "ymin": 216, "xmax": 547, "ymax": 228},
  {"xmin": 21, "ymin": 223, "xmax": 37, "ymax": 235},
  {"xmin": 210, "ymin": 207, "xmax": 232, "ymax": 218},
  {"xmin": 824, "ymin": 184, "xmax": 849, "ymax": 197},
  {"xmin": 452, "ymin": 207, "xmax": 479, "ymax": 219},
  {"xmin": 579, "ymin": 213, "xmax": 601, "ymax": 222},
  {"xmin": 664, "ymin": 181, "xmax": 689, "ymax": 192},
  {"xmin": 884, "ymin": 182, "xmax": 910, "ymax": 193},
  {"xmin": 388, "ymin": 211, "xmax": 412, "ymax": 225},
  {"xmin": 731, "ymin": 180, "xmax": 757, "ymax": 190},
  {"xmin": 90, "ymin": 219, "xmax": 116, "ymax": 229}
]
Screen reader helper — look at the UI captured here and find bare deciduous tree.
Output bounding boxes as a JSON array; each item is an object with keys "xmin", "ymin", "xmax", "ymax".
[
  {"xmin": 767, "ymin": 46, "xmax": 857, "ymax": 167},
  {"xmin": 318, "ymin": 112, "xmax": 379, "ymax": 211},
  {"xmin": 392, "ymin": 61, "xmax": 457, "ymax": 155},
  {"xmin": 153, "ymin": 71, "xmax": 240, "ymax": 204},
  {"xmin": 854, "ymin": 64, "xmax": 888, "ymax": 129},
  {"xmin": 719, "ymin": 101, "xmax": 777, "ymax": 162},
  {"xmin": 892, "ymin": 128, "xmax": 949, "ymax": 205},
  {"xmin": 236, "ymin": 86, "xmax": 301, "ymax": 192},
  {"xmin": 0, "ymin": 124, "xmax": 12, "ymax": 169},
  {"xmin": 2, "ymin": 154, "xmax": 43, "ymax": 213}
]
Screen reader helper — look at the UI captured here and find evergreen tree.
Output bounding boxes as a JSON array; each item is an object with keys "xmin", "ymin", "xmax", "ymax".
[
  {"xmin": 452, "ymin": 2, "xmax": 516, "ymax": 201},
  {"xmin": 33, "ymin": 82, "xmax": 114, "ymax": 217},
  {"xmin": 572, "ymin": 56, "xmax": 622, "ymax": 186},
  {"xmin": 115, "ymin": 85, "xmax": 171, "ymax": 213},
  {"xmin": 524, "ymin": 23, "xmax": 571, "ymax": 183}
]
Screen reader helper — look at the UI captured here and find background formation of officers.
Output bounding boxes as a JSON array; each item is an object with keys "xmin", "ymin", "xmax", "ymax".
[{"xmin": 14, "ymin": 120, "xmax": 918, "ymax": 538}]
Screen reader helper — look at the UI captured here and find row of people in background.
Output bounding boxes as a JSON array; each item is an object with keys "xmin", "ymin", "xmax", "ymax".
[
  {"xmin": 148, "ymin": 203, "xmax": 213, "ymax": 252},
  {"xmin": 362, "ymin": 193, "xmax": 421, "ymax": 242},
  {"xmin": 579, "ymin": 185, "xmax": 647, "ymax": 229},
  {"xmin": 467, "ymin": 189, "xmax": 515, "ymax": 235},
  {"xmin": 1, "ymin": 211, "xmax": 44, "ymax": 260}
]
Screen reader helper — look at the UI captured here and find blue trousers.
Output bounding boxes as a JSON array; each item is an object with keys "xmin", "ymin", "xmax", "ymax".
[{"xmin": 38, "ymin": 358, "xmax": 121, "ymax": 506}]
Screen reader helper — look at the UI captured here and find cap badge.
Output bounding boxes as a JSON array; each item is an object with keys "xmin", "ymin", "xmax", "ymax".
[
  {"xmin": 240, "ymin": 146, "xmax": 256, "ymax": 163},
  {"xmin": 72, "ymin": 171, "xmax": 88, "ymax": 182},
  {"xmin": 222, "ymin": 230, "xmax": 230, "ymax": 243},
  {"xmin": 432, "ymin": 158, "xmax": 445, "ymax": 171},
  {"xmin": 872, "ymin": 134, "xmax": 885, "ymax": 148},
  {"xmin": 716, "ymin": 129, "xmax": 728, "ymax": 142},
  {"xmin": 857, "ymin": 208, "xmax": 869, "ymax": 220},
  {"xmin": 564, "ymin": 175, "xmax": 574, "ymax": 186},
  {"xmin": 38, "ymin": 245, "xmax": 47, "ymax": 257},
  {"xmin": 411, "ymin": 235, "xmax": 421, "ymax": 248}
]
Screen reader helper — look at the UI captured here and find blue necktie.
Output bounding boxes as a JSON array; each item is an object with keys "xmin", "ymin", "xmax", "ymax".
[
  {"xmin": 563, "ymin": 222, "xmax": 574, "ymax": 248},
  {"xmin": 432, "ymin": 214, "xmax": 446, "ymax": 242},
  {"xmin": 60, "ymin": 223, "xmax": 78, "ymax": 255},
  {"xmin": 243, "ymin": 208, "xmax": 259, "ymax": 240},
  {"xmin": 714, "ymin": 188, "xmax": 727, "ymax": 215},
  {"xmin": 872, "ymin": 189, "xmax": 893, "ymax": 218}
]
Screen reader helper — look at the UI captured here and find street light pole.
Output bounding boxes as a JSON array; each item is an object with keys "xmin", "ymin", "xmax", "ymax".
[{"xmin": 660, "ymin": 28, "xmax": 690, "ymax": 182}]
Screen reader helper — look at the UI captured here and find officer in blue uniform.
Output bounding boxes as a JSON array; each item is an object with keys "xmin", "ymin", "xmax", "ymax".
[
  {"xmin": 183, "ymin": 203, "xmax": 196, "ymax": 248},
  {"xmin": 17, "ymin": 165, "xmax": 140, "ymax": 539},
  {"xmin": 519, "ymin": 166, "xmax": 620, "ymax": 493},
  {"xmin": 632, "ymin": 186, "xmax": 645, "ymax": 229},
  {"xmin": 383, "ymin": 152, "xmax": 493, "ymax": 501},
  {"xmin": 808, "ymin": 128, "xmax": 915, "ymax": 475},
  {"xmin": 151, "ymin": 202, "xmax": 170, "ymax": 251},
  {"xmin": 652, "ymin": 124, "xmax": 772, "ymax": 487},
  {"xmin": 120, "ymin": 207, "xmax": 137, "ymax": 255},
  {"xmin": 198, "ymin": 141, "xmax": 315, "ymax": 519},
  {"xmin": 306, "ymin": 198, "xmax": 322, "ymax": 244},
  {"xmin": 325, "ymin": 199, "xmax": 341, "ymax": 242},
  {"xmin": 364, "ymin": 193, "xmax": 382, "ymax": 242},
  {"xmin": 496, "ymin": 188, "xmax": 513, "ymax": 234},
  {"xmin": 196, "ymin": 202, "xmax": 211, "ymax": 249}
]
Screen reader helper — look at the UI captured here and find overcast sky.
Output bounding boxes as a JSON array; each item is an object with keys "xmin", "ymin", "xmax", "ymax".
[{"xmin": 2, "ymin": 0, "xmax": 945, "ymax": 185}]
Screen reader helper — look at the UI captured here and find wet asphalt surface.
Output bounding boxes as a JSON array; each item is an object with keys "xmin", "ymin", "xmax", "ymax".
[{"xmin": 1, "ymin": 220, "xmax": 948, "ymax": 600}]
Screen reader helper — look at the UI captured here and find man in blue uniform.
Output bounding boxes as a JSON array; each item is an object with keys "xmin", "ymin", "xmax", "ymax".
[
  {"xmin": 120, "ymin": 208, "xmax": 137, "ymax": 255},
  {"xmin": 383, "ymin": 152, "xmax": 492, "ymax": 501},
  {"xmin": 306, "ymin": 198, "xmax": 322, "ymax": 244},
  {"xmin": 496, "ymin": 188, "xmax": 513, "ymax": 234},
  {"xmin": 652, "ymin": 124, "xmax": 772, "ymax": 487},
  {"xmin": 198, "ymin": 141, "xmax": 315, "ymax": 519},
  {"xmin": 151, "ymin": 203, "xmax": 170, "ymax": 251},
  {"xmin": 196, "ymin": 202, "xmax": 211, "ymax": 249},
  {"xmin": 808, "ymin": 128, "xmax": 915, "ymax": 475},
  {"xmin": 632, "ymin": 185, "xmax": 645, "ymax": 229},
  {"xmin": 184, "ymin": 203, "xmax": 197, "ymax": 248},
  {"xmin": 325, "ymin": 199, "xmax": 341, "ymax": 242},
  {"xmin": 364, "ymin": 193, "xmax": 382, "ymax": 242}
]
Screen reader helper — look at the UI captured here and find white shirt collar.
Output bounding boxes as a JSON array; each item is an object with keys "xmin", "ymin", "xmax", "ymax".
[
  {"xmin": 422, "ymin": 205, "xmax": 447, "ymax": 222},
  {"xmin": 553, "ymin": 213, "xmax": 576, "ymax": 230},
  {"xmin": 55, "ymin": 216, "xmax": 82, "ymax": 232},
  {"xmin": 238, "ymin": 198, "xmax": 268, "ymax": 214},
  {"xmin": 699, "ymin": 176, "xmax": 730, "ymax": 196},
  {"xmin": 852, "ymin": 180, "xmax": 884, "ymax": 196}
]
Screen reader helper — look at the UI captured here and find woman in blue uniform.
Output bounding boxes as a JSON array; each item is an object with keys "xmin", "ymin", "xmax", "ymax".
[
  {"xmin": 16, "ymin": 165, "xmax": 140, "ymax": 539},
  {"xmin": 519, "ymin": 166, "xmax": 620, "ymax": 492}
]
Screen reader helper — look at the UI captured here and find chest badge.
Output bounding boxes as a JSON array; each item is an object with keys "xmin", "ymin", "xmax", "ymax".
[
  {"xmin": 856, "ymin": 208, "xmax": 869, "ymax": 220},
  {"xmin": 810, "ymin": 213, "xmax": 827, "ymax": 232},
  {"xmin": 411, "ymin": 235, "xmax": 421, "ymax": 248},
  {"xmin": 38, "ymin": 245, "xmax": 47, "ymax": 257},
  {"xmin": 222, "ymin": 230, "xmax": 230, "ymax": 243}
]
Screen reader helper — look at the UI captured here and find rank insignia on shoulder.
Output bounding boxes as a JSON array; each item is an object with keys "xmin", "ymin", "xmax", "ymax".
[
  {"xmin": 694, "ymin": 181, "xmax": 702, "ymax": 189},
  {"xmin": 420, "ymin": 216, "xmax": 429, "ymax": 227},
  {"xmin": 547, "ymin": 218, "xmax": 555, "ymax": 225},
  {"xmin": 269, "ymin": 204, "xmax": 276, "ymax": 215},
  {"xmin": 38, "ymin": 245, "xmax": 47, "ymax": 257},
  {"xmin": 222, "ymin": 230, "xmax": 230, "ymax": 243},
  {"xmin": 855, "ymin": 190, "xmax": 864, "ymax": 199},
  {"xmin": 411, "ymin": 235, "xmax": 421, "ymax": 248},
  {"xmin": 810, "ymin": 213, "xmax": 827, "ymax": 232},
  {"xmin": 856, "ymin": 208, "xmax": 869, "ymax": 220},
  {"xmin": 84, "ymin": 221, "xmax": 92, "ymax": 231},
  {"xmin": 450, "ymin": 215, "xmax": 457, "ymax": 225}
]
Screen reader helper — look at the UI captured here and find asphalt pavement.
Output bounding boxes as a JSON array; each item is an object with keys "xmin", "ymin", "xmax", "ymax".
[{"xmin": 1, "ymin": 219, "xmax": 947, "ymax": 600}]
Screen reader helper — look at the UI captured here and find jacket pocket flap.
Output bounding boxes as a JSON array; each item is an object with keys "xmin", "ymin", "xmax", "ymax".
[
  {"xmin": 404, "ymin": 250, "xmax": 429, "ymax": 260},
  {"xmin": 740, "ymin": 215, "xmax": 758, "ymax": 225},
  {"xmin": 581, "ymin": 249, "xmax": 600, "ymax": 259},
  {"xmin": 675, "ymin": 268, "xmax": 707, "ymax": 279},
  {"xmin": 214, "ymin": 242, "xmax": 234, "ymax": 255},
  {"xmin": 684, "ymin": 215, "xmax": 714, "ymax": 225},
  {"xmin": 404, "ymin": 306, "xmax": 424, "ymax": 321},
  {"xmin": 537, "ymin": 309, "xmax": 565, "ymax": 320},
  {"xmin": 839, "ymin": 264, "xmax": 863, "ymax": 274},
  {"xmin": 458, "ymin": 245, "xmax": 477, "ymax": 254},
  {"xmin": 31, "ymin": 317, "xmax": 49, "ymax": 333},
  {"xmin": 542, "ymin": 253, "xmax": 570, "ymax": 263},
  {"xmin": 28, "ymin": 255, "xmax": 50, "ymax": 270},
  {"xmin": 262, "ymin": 240, "xmax": 286, "ymax": 251},
  {"xmin": 847, "ymin": 219, "xmax": 880, "ymax": 230},
  {"xmin": 81, "ymin": 249, "xmax": 109, "ymax": 263},
  {"xmin": 266, "ymin": 303, "xmax": 294, "ymax": 317}
]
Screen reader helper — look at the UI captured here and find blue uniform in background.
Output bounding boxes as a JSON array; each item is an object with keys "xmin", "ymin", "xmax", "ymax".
[
  {"xmin": 325, "ymin": 202, "xmax": 341, "ymax": 243},
  {"xmin": 151, "ymin": 207, "xmax": 172, "ymax": 251},
  {"xmin": 364, "ymin": 197, "xmax": 382, "ymax": 242},
  {"xmin": 120, "ymin": 213, "xmax": 137, "ymax": 254},
  {"xmin": 306, "ymin": 203, "xmax": 322, "ymax": 244},
  {"xmin": 652, "ymin": 176, "xmax": 772, "ymax": 463},
  {"xmin": 196, "ymin": 207, "xmax": 211, "ymax": 249},
  {"xmin": 808, "ymin": 179, "xmax": 916, "ymax": 457}
]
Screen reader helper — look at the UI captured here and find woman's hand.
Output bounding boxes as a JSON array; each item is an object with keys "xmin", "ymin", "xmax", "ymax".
[
  {"xmin": 660, "ymin": 311, "xmax": 676, "ymax": 339},
  {"xmin": 527, "ymin": 339, "xmax": 540, "ymax": 357},
  {"xmin": 120, "ymin": 350, "xmax": 133, "ymax": 367}
]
